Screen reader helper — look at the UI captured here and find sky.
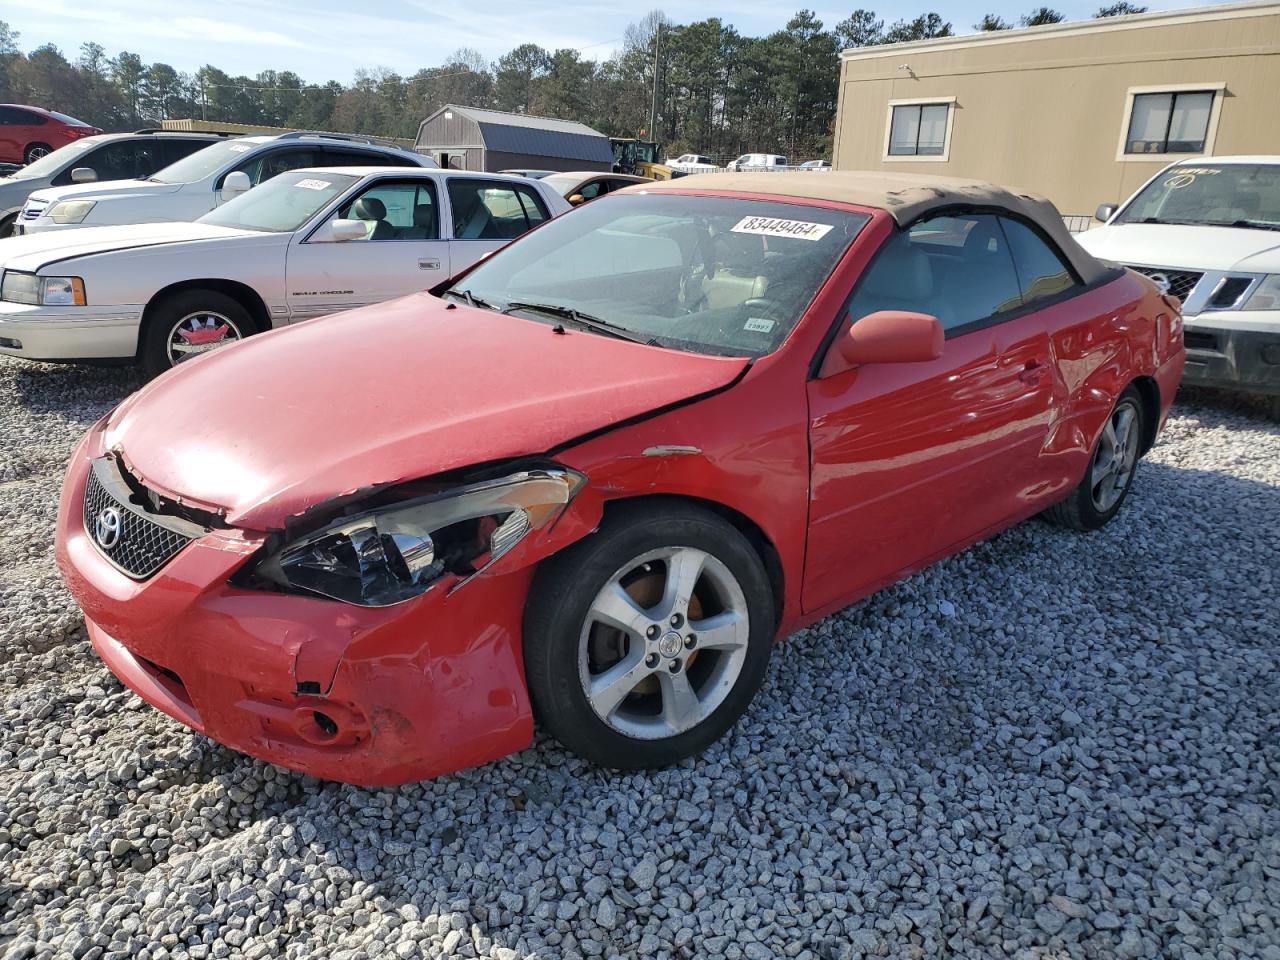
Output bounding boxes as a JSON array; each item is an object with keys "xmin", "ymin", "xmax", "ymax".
[{"xmin": 4, "ymin": 0, "xmax": 1235, "ymax": 80}]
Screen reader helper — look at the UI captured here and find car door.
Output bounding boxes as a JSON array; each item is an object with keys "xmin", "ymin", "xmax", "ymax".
[
  {"xmin": 285, "ymin": 176, "xmax": 450, "ymax": 320},
  {"xmin": 445, "ymin": 177, "xmax": 551, "ymax": 273},
  {"xmin": 803, "ymin": 212, "xmax": 1056, "ymax": 614},
  {"xmin": 0, "ymin": 107, "xmax": 25, "ymax": 163}
]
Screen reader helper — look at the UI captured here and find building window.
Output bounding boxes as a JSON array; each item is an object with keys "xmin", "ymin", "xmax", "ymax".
[
  {"xmin": 1126, "ymin": 91, "xmax": 1215, "ymax": 154},
  {"xmin": 883, "ymin": 98, "xmax": 956, "ymax": 162},
  {"xmin": 889, "ymin": 104, "xmax": 949, "ymax": 156}
]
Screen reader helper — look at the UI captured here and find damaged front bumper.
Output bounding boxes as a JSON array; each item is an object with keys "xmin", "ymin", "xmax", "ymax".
[
  {"xmin": 1180, "ymin": 312, "xmax": 1280, "ymax": 397},
  {"xmin": 57, "ymin": 428, "xmax": 558, "ymax": 786}
]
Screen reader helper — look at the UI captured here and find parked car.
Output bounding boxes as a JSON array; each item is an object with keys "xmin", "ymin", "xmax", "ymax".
[
  {"xmin": 497, "ymin": 169, "xmax": 556, "ymax": 179},
  {"xmin": 56, "ymin": 172, "xmax": 1182, "ymax": 785},
  {"xmin": 798, "ymin": 160, "xmax": 832, "ymax": 172},
  {"xmin": 667, "ymin": 153, "xmax": 719, "ymax": 174},
  {"xmin": 0, "ymin": 167, "xmax": 569, "ymax": 376},
  {"xmin": 0, "ymin": 104, "xmax": 102, "ymax": 165},
  {"xmin": 1078, "ymin": 155, "xmax": 1280, "ymax": 418},
  {"xmin": 541, "ymin": 171, "xmax": 649, "ymax": 205},
  {"xmin": 726, "ymin": 153, "xmax": 789, "ymax": 172},
  {"xmin": 15, "ymin": 131, "xmax": 437, "ymax": 234},
  {"xmin": 0, "ymin": 130, "xmax": 226, "ymax": 238}
]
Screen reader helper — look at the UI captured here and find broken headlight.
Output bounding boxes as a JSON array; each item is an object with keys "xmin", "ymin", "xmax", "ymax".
[{"xmin": 251, "ymin": 469, "xmax": 585, "ymax": 607}]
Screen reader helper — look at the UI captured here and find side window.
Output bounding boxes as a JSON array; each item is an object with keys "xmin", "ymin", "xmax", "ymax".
[
  {"xmin": 333, "ymin": 180, "xmax": 439, "ymax": 241},
  {"xmin": 232, "ymin": 148, "xmax": 320, "ymax": 186},
  {"xmin": 448, "ymin": 180, "xmax": 547, "ymax": 240},
  {"xmin": 7, "ymin": 108, "xmax": 45, "ymax": 126},
  {"xmin": 1000, "ymin": 217, "xmax": 1080, "ymax": 304},
  {"xmin": 160, "ymin": 138, "xmax": 213, "ymax": 167},
  {"xmin": 847, "ymin": 213, "xmax": 1023, "ymax": 334},
  {"xmin": 323, "ymin": 147, "xmax": 418, "ymax": 168},
  {"xmin": 577, "ymin": 180, "xmax": 606, "ymax": 201},
  {"xmin": 88, "ymin": 141, "xmax": 160, "ymax": 181},
  {"xmin": 0, "ymin": 107, "xmax": 20, "ymax": 124}
]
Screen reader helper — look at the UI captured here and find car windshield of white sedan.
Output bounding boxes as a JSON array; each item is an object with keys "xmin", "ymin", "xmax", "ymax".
[
  {"xmin": 148, "ymin": 139, "xmax": 258, "ymax": 184},
  {"xmin": 199, "ymin": 172, "xmax": 358, "ymax": 232},
  {"xmin": 1116, "ymin": 164, "xmax": 1280, "ymax": 230},
  {"xmin": 452, "ymin": 195, "xmax": 868, "ymax": 357}
]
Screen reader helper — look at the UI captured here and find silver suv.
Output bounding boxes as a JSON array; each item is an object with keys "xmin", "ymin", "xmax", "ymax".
[{"xmin": 0, "ymin": 130, "xmax": 223, "ymax": 237}]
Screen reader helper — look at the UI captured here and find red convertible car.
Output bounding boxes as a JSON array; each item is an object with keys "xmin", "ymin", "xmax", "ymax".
[{"xmin": 57, "ymin": 172, "xmax": 1185, "ymax": 785}]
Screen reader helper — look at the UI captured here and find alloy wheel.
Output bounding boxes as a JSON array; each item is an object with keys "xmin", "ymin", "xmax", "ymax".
[
  {"xmin": 578, "ymin": 546, "xmax": 750, "ymax": 740},
  {"xmin": 165, "ymin": 311, "xmax": 245, "ymax": 366},
  {"xmin": 1090, "ymin": 401, "xmax": 1140, "ymax": 512}
]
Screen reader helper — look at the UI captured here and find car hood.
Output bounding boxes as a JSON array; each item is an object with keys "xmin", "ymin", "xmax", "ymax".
[
  {"xmin": 0, "ymin": 221, "xmax": 256, "ymax": 271},
  {"xmin": 28, "ymin": 179, "xmax": 181, "ymax": 204},
  {"xmin": 1077, "ymin": 223, "xmax": 1280, "ymax": 273},
  {"xmin": 103, "ymin": 293, "xmax": 749, "ymax": 530}
]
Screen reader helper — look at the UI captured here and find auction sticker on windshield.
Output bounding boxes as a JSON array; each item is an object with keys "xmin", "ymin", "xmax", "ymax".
[
  {"xmin": 732, "ymin": 216, "xmax": 833, "ymax": 241},
  {"xmin": 295, "ymin": 179, "xmax": 332, "ymax": 190}
]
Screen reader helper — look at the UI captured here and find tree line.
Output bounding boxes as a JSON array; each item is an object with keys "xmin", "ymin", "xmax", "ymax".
[{"xmin": 0, "ymin": 4, "xmax": 1147, "ymax": 163}]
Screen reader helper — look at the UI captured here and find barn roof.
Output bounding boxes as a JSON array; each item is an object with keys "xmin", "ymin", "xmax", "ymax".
[{"xmin": 418, "ymin": 105, "xmax": 616, "ymax": 164}]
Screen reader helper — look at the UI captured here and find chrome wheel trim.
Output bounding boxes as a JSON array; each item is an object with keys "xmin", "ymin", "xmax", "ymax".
[
  {"xmin": 165, "ymin": 310, "xmax": 244, "ymax": 366},
  {"xmin": 26, "ymin": 145, "xmax": 50, "ymax": 161},
  {"xmin": 1090, "ymin": 401, "xmax": 1140, "ymax": 513},
  {"xmin": 577, "ymin": 546, "xmax": 750, "ymax": 741}
]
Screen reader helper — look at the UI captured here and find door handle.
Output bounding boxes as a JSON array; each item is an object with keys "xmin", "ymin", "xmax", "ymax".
[
  {"xmin": 418, "ymin": 259, "xmax": 440, "ymax": 270},
  {"xmin": 1019, "ymin": 359, "xmax": 1046, "ymax": 385}
]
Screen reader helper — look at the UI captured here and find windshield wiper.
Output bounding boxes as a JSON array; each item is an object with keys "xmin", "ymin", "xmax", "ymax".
[
  {"xmin": 501, "ymin": 301, "xmax": 659, "ymax": 346},
  {"xmin": 1224, "ymin": 219, "xmax": 1280, "ymax": 232},
  {"xmin": 443, "ymin": 288, "xmax": 498, "ymax": 311}
]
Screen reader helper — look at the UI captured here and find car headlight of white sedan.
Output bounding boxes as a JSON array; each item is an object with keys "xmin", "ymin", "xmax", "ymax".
[
  {"xmin": 1, "ymin": 271, "xmax": 87, "ymax": 306},
  {"xmin": 45, "ymin": 199, "xmax": 97, "ymax": 224}
]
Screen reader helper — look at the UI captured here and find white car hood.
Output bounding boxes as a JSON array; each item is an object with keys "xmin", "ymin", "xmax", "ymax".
[
  {"xmin": 0, "ymin": 222, "xmax": 255, "ymax": 272},
  {"xmin": 27, "ymin": 179, "xmax": 183, "ymax": 205},
  {"xmin": 1077, "ymin": 223, "xmax": 1280, "ymax": 274}
]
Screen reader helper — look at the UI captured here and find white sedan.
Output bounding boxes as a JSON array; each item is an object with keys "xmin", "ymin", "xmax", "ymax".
[{"xmin": 0, "ymin": 167, "xmax": 570, "ymax": 376}]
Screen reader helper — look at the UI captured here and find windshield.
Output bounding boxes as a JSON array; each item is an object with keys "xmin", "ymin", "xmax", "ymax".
[
  {"xmin": 452, "ymin": 194, "xmax": 868, "ymax": 357},
  {"xmin": 198, "ymin": 171, "xmax": 357, "ymax": 233},
  {"xmin": 1116, "ymin": 164, "xmax": 1280, "ymax": 229},
  {"xmin": 540, "ymin": 173, "xmax": 582, "ymax": 195},
  {"xmin": 3, "ymin": 137, "xmax": 104, "ymax": 180},
  {"xmin": 149, "ymin": 138, "xmax": 260, "ymax": 184}
]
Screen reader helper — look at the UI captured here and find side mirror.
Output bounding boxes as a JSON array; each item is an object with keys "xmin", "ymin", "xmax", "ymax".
[
  {"xmin": 221, "ymin": 170, "xmax": 252, "ymax": 200},
  {"xmin": 70, "ymin": 167, "xmax": 98, "ymax": 183},
  {"xmin": 820, "ymin": 310, "xmax": 944, "ymax": 377},
  {"xmin": 1095, "ymin": 202, "xmax": 1118, "ymax": 223},
  {"xmin": 568, "ymin": 193, "xmax": 586, "ymax": 206},
  {"xmin": 327, "ymin": 218, "xmax": 367, "ymax": 242}
]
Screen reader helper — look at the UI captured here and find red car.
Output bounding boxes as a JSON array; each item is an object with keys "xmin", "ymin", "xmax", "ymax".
[
  {"xmin": 57, "ymin": 173, "xmax": 1185, "ymax": 785},
  {"xmin": 0, "ymin": 104, "xmax": 101, "ymax": 165}
]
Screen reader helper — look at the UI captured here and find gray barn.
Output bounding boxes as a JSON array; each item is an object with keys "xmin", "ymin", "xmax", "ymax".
[{"xmin": 415, "ymin": 105, "xmax": 615, "ymax": 174}]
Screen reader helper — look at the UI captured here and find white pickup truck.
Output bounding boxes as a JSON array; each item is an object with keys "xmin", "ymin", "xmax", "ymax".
[
  {"xmin": 15, "ymin": 131, "xmax": 436, "ymax": 234},
  {"xmin": 1077, "ymin": 155, "xmax": 1280, "ymax": 417}
]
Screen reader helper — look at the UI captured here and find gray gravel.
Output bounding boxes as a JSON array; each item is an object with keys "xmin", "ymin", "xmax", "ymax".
[{"xmin": 2, "ymin": 357, "xmax": 1278, "ymax": 960}]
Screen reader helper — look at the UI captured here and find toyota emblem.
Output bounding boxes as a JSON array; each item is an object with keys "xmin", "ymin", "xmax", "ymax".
[{"xmin": 95, "ymin": 506, "xmax": 122, "ymax": 550}]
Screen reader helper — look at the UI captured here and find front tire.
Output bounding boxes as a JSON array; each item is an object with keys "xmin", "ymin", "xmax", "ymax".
[
  {"xmin": 524, "ymin": 501, "xmax": 774, "ymax": 770},
  {"xmin": 24, "ymin": 143, "xmax": 52, "ymax": 164},
  {"xmin": 140, "ymin": 290, "xmax": 255, "ymax": 379},
  {"xmin": 1044, "ymin": 386, "xmax": 1145, "ymax": 531},
  {"xmin": 0, "ymin": 214, "xmax": 15, "ymax": 239}
]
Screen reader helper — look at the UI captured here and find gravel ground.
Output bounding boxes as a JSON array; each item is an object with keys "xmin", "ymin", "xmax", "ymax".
[{"xmin": 1, "ymin": 356, "xmax": 1278, "ymax": 960}]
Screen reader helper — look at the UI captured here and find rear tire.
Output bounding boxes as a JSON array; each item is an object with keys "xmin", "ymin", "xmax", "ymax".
[
  {"xmin": 140, "ymin": 289, "xmax": 256, "ymax": 379},
  {"xmin": 24, "ymin": 143, "xmax": 52, "ymax": 164},
  {"xmin": 1044, "ymin": 386, "xmax": 1145, "ymax": 532},
  {"xmin": 524, "ymin": 501, "xmax": 774, "ymax": 770},
  {"xmin": 0, "ymin": 214, "xmax": 15, "ymax": 239}
]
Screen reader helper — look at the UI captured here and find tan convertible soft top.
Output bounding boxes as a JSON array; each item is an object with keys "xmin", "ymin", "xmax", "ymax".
[{"xmin": 646, "ymin": 171, "xmax": 1110, "ymax": 285}]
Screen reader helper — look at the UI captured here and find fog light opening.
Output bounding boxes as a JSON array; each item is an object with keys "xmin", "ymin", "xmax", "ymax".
[{"xmin": 312, "ymin": 711, "xmax": 339, "ymax": 739}]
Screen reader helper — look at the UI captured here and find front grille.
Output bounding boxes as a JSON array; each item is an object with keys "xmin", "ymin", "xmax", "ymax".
[
  {"xmin": 1127, "ymin": 265, "xmax": 1203, "ymax": 302},
  {"xmin": 20, "ymin": 200, "xmax": 47, "ymax": 221},
  {"xmin": 82, "ymin": 459, "xmax": 199, "ymax": 579}
]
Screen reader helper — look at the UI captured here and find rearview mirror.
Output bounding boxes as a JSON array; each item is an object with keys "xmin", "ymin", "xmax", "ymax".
[
  {"xmin": 820, "ymin": 310, "xmax": 944, "ymax": 377},
  {"xmin": 221, "ymin": 170, "xmax": 252, "ymax": 200},
  {"xmin": 328, "ymin": 218, "xmax": 367, "ymax": 242},
  {"xmin": 70, "ymin": 167, "xmax": 98, "ymax": 184},
  {"xmin": 1095, "ymin": 202, "xmax": 1118, "ymax": 223},
  {"xmin": 568, "ymin": 193, "xmax": 586, "ymax": 206}
]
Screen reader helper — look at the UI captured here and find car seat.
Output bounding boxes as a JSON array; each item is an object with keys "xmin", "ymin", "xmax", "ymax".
[
  {"xmin": 351, "ymin": 197, "xmax": 394, "ymax": 240},
  {"xmin": 400, "ymin": 203, "xmax": 437, "ymax": 239},
  {"xmin": 850, "ymin": 241, "xmax": 950, "ymax": 328},
  {"xmin": 454, "ymin": 193, "xmax": 494, "ymax": 239},
  {"xmin": 700, "ymin": 232, "xmax": 770, "ymax": 309}
]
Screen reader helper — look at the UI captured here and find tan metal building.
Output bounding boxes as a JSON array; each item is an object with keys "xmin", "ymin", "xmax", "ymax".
[{"xmin": 831, "ymin": 1, "xmax": 1280, "ymax": 220}]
